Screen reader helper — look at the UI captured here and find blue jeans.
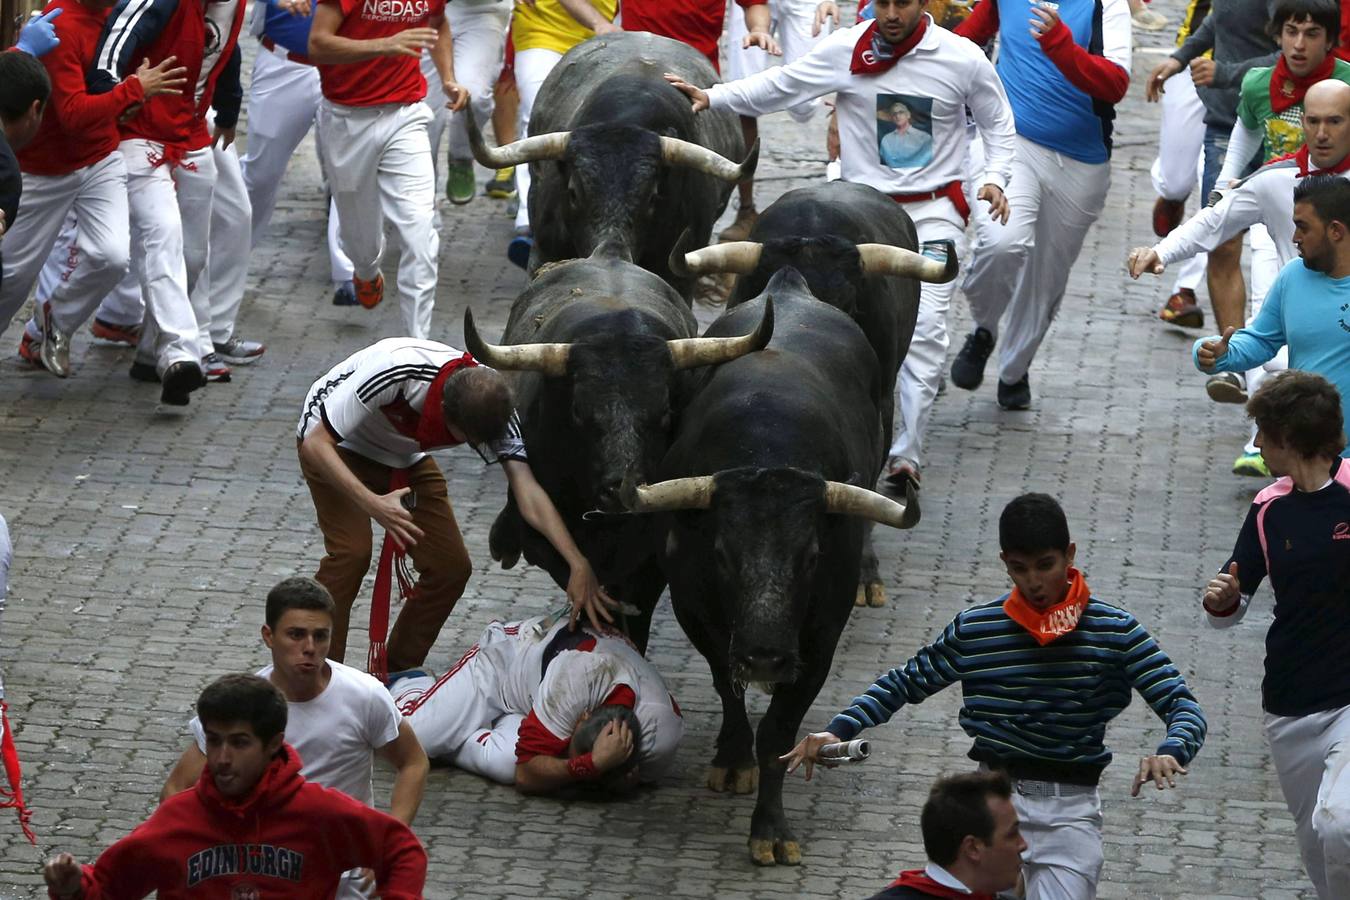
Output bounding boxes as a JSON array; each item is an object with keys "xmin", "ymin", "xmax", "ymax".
[{"xmin": 1203, "ymin": 123, "xmax": 1261, "ymax": 206}]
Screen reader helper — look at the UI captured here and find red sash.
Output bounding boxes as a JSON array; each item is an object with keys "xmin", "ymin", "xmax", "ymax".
[{"xmin": 891, "ymin": 181, "xmax": 971, "ymax": 223}]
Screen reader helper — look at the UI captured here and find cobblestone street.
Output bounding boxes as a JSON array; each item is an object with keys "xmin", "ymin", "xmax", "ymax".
[{"xmin": 0, "ymin": 3, "xmax": 1318, "ymax": 896}]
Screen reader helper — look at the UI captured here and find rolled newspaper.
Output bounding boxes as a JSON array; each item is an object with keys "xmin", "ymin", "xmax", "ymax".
[{"xmin": 818, "ymin": 739, "xmax": 870, "ymax": 762}]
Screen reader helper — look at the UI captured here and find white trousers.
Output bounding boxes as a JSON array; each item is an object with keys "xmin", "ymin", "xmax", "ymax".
[
  {"xmin": 422, "ymin": 1, "xmax": 510, "ymax": 173},
  {"xmin": 195, "ymin": 140, "xmax": 252, "ymax": 345},
  {"xmin": 724, "ymin": 0, "xmax": 828, "ymax": 121},
  {"xmin": 239, "ymin": 47, "xmax": 353, "ymax": 283},
  {"xmin": 889, "ymin": 197, "xmax": 968, "ymax": 466},
  {"xmin": 1266, "ymin": 704, "xmax": 1350, "ymax": 899},
  {"xmin": 963, "ymin": 135, "xmax": 1110, "ymax": 385},
  {"xmin": 28, "ymin": 213, "xmax": 149, "ymax": 334},
  {"xmin": 512, "ymin": 47, "xmax": 563, "ymax": 232},
  {"xmin": 318, "ymin": 100, "xmax": 439, "ymax": 338},
  {"xmin": 0, "ymin": 153, "xmax": 130, "ymax": 336},
  {"xmin": 1149, "ymin": 74, "xmax": 1207, "ymax": 295},
  {"xmin": 1011, "ymin": 785, "xmax": 1104, "ymax": 899},
  {"xmin": 1240, "ymin": 225, "xmax": 1287, "ymax": 453}
]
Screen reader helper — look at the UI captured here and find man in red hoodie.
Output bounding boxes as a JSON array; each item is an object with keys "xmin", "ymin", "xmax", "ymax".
[{"xmin": 42, "ymin": 673, "xmax": 426, "ymax": 899}]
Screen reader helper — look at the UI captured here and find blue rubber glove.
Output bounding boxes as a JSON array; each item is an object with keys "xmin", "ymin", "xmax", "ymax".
[{"xmin": 15, "ymin": 8, "xmax": 62, "ymax": 57}]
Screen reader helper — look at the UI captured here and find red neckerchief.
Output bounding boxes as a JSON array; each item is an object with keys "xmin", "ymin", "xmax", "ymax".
[
  {"xmin": 415, "ymin": 353, "xmax": 478, "ymax": 450},
  {"xmin": 885, "ymin": 870, "xmax": 993, "ymax": 900},
  {"xmin": 1003, "ymin": 567, "xmax": 1091, "ymax": 646},
  {"xmin": 1280, "ymin": 145, "xmax": 1350, "ymax": 176},
  {"xmin": 1270, "ymin": 53, "xmax": 1337, "ymax": 114},
  {"xmin": 850, "ymin": 15, "xmax": 928, "ymax": 75}
]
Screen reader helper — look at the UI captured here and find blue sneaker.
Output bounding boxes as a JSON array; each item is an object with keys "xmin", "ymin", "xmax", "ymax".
[
  {"xmin": 507, "ymin": 231, "xmax": 533, "ymax": 270},
  {"xmin": 332, "ymin": 280, "xmax": 358, "ymax": 307}
]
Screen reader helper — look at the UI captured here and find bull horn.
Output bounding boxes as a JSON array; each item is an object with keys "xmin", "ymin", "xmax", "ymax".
[
  {"xmin": 465, "ymin": 105, "xmax": 571, "ymax": 170},
  {"xmin": 857, "ymin": 240, "xmax": 959, "ymax": 284},
  {"xmin": 667, "ymin": 297, "xmax": 774, "ymax": 370},
  {"xmin": 463, "ymin": 308, "xmax": 571, "ymax": 377},
  {"xmin": 630, "ymin": 476, "xmax": 716, "ymax": 513},
  {"xmin": 822, "ymin": 480, "xmax": 920, "ymax": 529},
  {"xmin": 658, "ymin": 136, "xmax": 759, "ymax": 183},
  {"xmin": 679, "ymin": 241, "xmax": 763, "ymax": 277}
]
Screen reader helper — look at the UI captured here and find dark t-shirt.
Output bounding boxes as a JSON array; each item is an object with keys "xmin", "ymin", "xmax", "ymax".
[
  {"xmin": 1225, "ymin": 457, "xmax": 1350, "ymax": 716},
  {"xmin": 0, "ymin": 130, "xmax": 21, "ymax": 293}
]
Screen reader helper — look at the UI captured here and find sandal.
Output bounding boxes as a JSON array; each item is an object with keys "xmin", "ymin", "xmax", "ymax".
[{"xmin": 1158, "ymin": 289, "xmax": 1204, "ymax": 329}]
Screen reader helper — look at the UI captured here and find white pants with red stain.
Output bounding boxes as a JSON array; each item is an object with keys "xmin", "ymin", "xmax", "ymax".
[
  {"xmin": 1149, "ymin": 73, "xmax": 1208, "ymax": 296},
  {"xmin": 512, "ymin": 46, "xmax": 564, "ymax": 233},
  {"xmin": 0, "ymin": 152, "xmax": 129, "ymax": 337},
  {"xmin": 724, "ymin": 0, "xmax": 830, "ymax": 122},
  {"xmin": 191, "ymin": 136, "xmax": 252, "ymax": 346},
  {"xmin": 1266, "ymin": 704, "xmax": 1350, "ymax": 898},
  {"xmin": 421, "ymin": 1, "xmax": 510, "ymax": 172}
]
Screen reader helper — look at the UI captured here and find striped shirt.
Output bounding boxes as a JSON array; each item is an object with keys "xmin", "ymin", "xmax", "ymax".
[{"xmin": 827, "ymin": 597, "xmax": 1207, "ymax": 781}]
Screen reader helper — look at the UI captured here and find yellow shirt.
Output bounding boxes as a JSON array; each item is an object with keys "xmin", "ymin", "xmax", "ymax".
[{"xmin": 511, "ymin": 0, "xmax": 617, "ymax": 55}]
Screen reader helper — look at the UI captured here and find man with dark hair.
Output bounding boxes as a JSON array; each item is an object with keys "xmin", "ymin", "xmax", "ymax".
[
  {"xmin": 0, "ymin": 50, "xmax": 52, "ymax": 297},
  {"xmin": 43, "ymin": 674, "xmax": 427, "ymax": 898},
  {"xmin": 783, "ymin": 493, "xmax": 1207, "ymax": 898},
  {"xmin": 158, "ymin": 577, "xmax": 427, "ymax": 898},
  {"xmin": 298, "ymin": 338, "xmax": 613, "ymax": 673},
  {"xmin": 1196, "ymin": 173, "xmax": 1350, "ymax": 454},
  {"xmin": 390, "ymin": 611, "xmax": 682, "ymax": 796},
  {"xmin": 866, "ymin": 771, "xmax": 1025, "ymax": 899},
  {"xmin": 1202, "ymin": 371, "xmax": 1350, "ymax": 898}
]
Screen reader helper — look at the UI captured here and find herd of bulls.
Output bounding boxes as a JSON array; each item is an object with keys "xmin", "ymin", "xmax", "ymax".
[{"xmin": 462, "ymin": 32, "xmax": 955, "ymax": 866}]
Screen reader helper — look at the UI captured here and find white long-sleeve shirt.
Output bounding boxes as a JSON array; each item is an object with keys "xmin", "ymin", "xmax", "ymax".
[
  {"xmin": 1154, "ymin": 159, "xmax": 1299, "ymax": 268},
  {"xmin": 705, "ymin": 17, "xmax": 1016, "ymax": 197}
]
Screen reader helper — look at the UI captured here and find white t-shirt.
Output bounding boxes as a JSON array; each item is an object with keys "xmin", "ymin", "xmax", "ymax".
[
  {"xmin": 296, "ymin": 338, "xmax": 527, "ymax": 469},
  {"xmin": 191, "ymin": 659, "xmax": 401, "ymax": 806}
]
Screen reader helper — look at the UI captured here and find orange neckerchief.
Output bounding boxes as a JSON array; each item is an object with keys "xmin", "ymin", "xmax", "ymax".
[{"xmin": 1003, "ymin": 567, "xmax": 1090, "ymax": 646}]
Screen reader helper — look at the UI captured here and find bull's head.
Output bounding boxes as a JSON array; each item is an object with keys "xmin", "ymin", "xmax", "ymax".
[
  {"xmin": 465, "ymin": 107, "xmax": 758, "ymax": 262},
  {"xmin": 462, "ymin": 301, "xmax": 773, "ymax": 510},
  {"xmin": 631, "ymin": 468, "xmax": 918, "ymax": 685}
]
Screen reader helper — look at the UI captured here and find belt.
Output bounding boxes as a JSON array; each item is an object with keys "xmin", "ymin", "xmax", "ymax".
[
  {"xmin": 1014, "ymin": 779, "xmax": 1099, "ymax": 800},
  {"xmin": 259, "ymin": 35, "xmax": 312, "ymax": 66},
  {"xmin": 890, "ymin": 180, "xmax": 970, "ymax": 224}
]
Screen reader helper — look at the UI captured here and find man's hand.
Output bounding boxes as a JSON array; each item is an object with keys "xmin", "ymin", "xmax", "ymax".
[
  {"xmin": 135, "ymin": 56, "xmax": 189, "ymax": 98},
  {"xmin": 1029, "ymin": 5, "xmax": 1061, "ymax": 39},
  {"xmin": 1196, "ymin": 326, "xmax": 1236, "ymax": 370},
  {"xmin": 443, "ymin": 80, "xmax": 469, "ymax": 112},
  {"xmin": 16, "ymin": 8, "xmax": 62, "ymax": 57},
  {"xmin": 778, "ymin": 731, "xmax": 842, "ymax": 782},
  {"xmin": 1203, "ymin": 562, "xmax": 1241, "ymax": 614},
  {"xmin": 356, "ymin": 868, "xmax": 376, "ymax": 893},
  {"xmin": 1189, "ymin": 57, "xmax": 1216, "ymax": 87},
  {"xmin": 814, "ymin": 1, "xmax": 840, "ymax": 36},
  {"xmin": 279, "ymin": 0, "xmax": 312, "ymax": 15},
  {"xmin": 1127, "ymin": 246, "xmax": 1165, "ymax": 278},
  {"xmin": 381, "ymin": 27, "xmax": 438, "ymax": 58},
  {"xmin": 592, "ymin": 20, "xmax": 620, "ymax": 35},
  {"xmin": 1146, "ymin": 58, "xmax": 1183, "ymax": 102},
  {"xmin": 590, "ymin": 720, "xmax": 635, "ymax": 772},
  {"xmin": 978, "ymin": 184, "xmax": 1010, "ymax": 225},
  {"xmin": 211, "ymin": 125, "xmax": 236, "ymax": 149},
  {"xmin": 1130, "ymin": 754, "xmax": 1187, "ymax": 796},
  {"xmin": 43, "ymin": 853, "xmax": 83, "ymax": 897},
  {"xmin": 664, "ymin": 73, "xmax": 709, "ymax": 112},
  {"xmin": 368, "ymin": 488, "xmax": 424, "ymax": 550},
  {"xmin": 566, "ymin": 559, "xmax": 617, "ymax": 632},
  {"xmin": 742, "ymin": 31, "xmax": 782, "ymax": 55}
]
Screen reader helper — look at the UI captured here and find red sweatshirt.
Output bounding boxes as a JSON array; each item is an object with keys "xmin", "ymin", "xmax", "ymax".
[
  {"xmin": 620, "ymin": 0, "xmax": 757, "ymax": 71},
  {"xmin": 17, "ymin": 0, "xmax": 144, "ymax": 177},
  {"xmin": 53, "ymin": 745, "xmax": 426, "ymax": 899}
]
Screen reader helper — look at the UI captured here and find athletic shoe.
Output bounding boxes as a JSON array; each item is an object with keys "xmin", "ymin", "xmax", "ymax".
[
  {"xmin": 997, "ymin": 374, "xmax": 1032, "ymax": 410},
  {"xmin": 353, "ymin": 273, "xmax": 384, "ymax": 309},
  {"xmin": 333, "ymin": 281, "xmax": 358, "ymax": 307},
  {"xmin": 1158, "ymin": 288, "xmax": 1204, "ymax": 328},
  {"xmin": 160, "ymin": 360, "xmax": 206, "ymax": 406},
  {"xmin": 18, "ymin": 332, "xmax": 45, "ymax": 370},
  {"xmin": 950, "ymin": 327, "xmax": 995, "ymax": 390},
  {"xmin": 129, "ymin": 360, "xmax": 160, "ymax": 383},
  {"xmin": 90, "ymin": 317, "xmax": 140, "ymax": 346},
  {"xmin": 1206, "ymin": 371, "xmax": 1248, "ymax": 404},
  {"xmin": 1132, "ymin": 6, "xmax": 1169, "ymax": 31},
  {"xmin": 39, "ymin": 302, "xmax": 72, "ymax": 378},
  {"xmin": 507, "ymin": 229, "xmax": 533, "ymax": 270},
  {"xmin": 446, "ymin": 157, "xmax": 476, "ymax": 205},
  {"xmin": 201, "ymin": 353, "xmax": 232, "ymax": 383},
  {"xmin": 1152, "ymin": 197, "xmax": 1186, "ymax": 237},
  {"xmin": 881, "ymin": 455, "xmax": 920, "ymax": 500},
  {"xmin": 485, "ymin": 166, "xmax": 517, "ymax": 199},
  {"xmin": 1232, "ymin": 450, "xmax": 1272, "ymax": 478},
  {"xmin": 213, "ymin": 336, "xmax": 265, "ymax": 365},
  {"xmin": 718, "ymin": 207, "xmax": 758, "ymax": 243}
]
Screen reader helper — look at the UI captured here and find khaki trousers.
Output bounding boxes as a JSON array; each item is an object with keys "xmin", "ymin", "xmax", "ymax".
[{"xmin": 299, "ymin": 447, "xmax": 471, "ymax": 672}]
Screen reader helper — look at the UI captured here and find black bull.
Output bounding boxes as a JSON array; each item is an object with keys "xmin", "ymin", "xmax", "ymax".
[
  {"xmin": 463, "ymin": 254, "xmax": 772, "ymax": 651},
  {"xmin": 467, "ymin": 31, "xmax": 755, "ymax": 298},
  {"xmin": 627, "ymin": 270, "xmax": 919, "ymax": 866}
]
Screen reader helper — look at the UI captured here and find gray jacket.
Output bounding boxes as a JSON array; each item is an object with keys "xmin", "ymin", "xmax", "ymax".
[{"xmin": 1171, "ymin": 0, "xmax": 1279, "ymax": 129}]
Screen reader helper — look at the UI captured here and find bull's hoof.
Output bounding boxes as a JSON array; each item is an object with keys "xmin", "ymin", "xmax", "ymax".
[
  {"xmin": 706, "ymin": 764, "xmax": 758, "ymax": 794},
  {"xmin": 748, "ymin": 838, "xmax": 802, "ymax": 866},
  {"xmin": 855, "ymin": 581, "xmax": 887, "ymax": 607}
]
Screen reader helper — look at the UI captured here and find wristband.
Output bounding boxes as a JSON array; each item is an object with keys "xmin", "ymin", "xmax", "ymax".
[
  {"xmin": 1203, "ymin": 596, "xmax": 1240, "ymax": 617},
  {"xmin": 566, "ymin": 752, "xmax": 600, "ymax": 781}
]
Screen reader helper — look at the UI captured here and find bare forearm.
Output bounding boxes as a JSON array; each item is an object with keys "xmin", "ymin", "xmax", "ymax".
[
  {"xmin": 744, "ymin": 3, "xmax": 770, "ymax": 32},
  {"xmin": 430, "ymin": 17, "xmax": 454, "ymax": 85},
  {"xmin": 515, "ymin": 484, "xmax": 585, "ymax": 570},
  {"xmin": 307, "ymin": 31, "xmax": 390, "ymax": 63},
  {"xmin": 300, "ymin": 433, "xmax": 378, "ymax": 515},
  {"xmin": 514, "ymin": 757, "xmax": 576, "ymax": 794},
  {"xmin": 555, "ymin": 0, "xmax": 609, "ymax": 31},
  {"xmin": 388, "ymin": 761, "xmax": 428, "ymax": 826}
]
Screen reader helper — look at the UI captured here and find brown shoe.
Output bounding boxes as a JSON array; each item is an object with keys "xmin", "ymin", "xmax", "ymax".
[
  {"xmin": 719, "ymin": 207, "xmax": 758, "ymax": 243},
  {"xmin": 1152, "ymin": 197, "xmax": 1186, "ymax": 237},
  {"xmin": 1158, "ymin": 288, "xmax": 1204, "ymax": 328}
]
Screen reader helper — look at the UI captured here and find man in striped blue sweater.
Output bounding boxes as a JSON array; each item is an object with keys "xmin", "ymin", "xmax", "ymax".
[{"xmin": 783, "ymin": 493, "xmax": 1207, "ymax": 899}]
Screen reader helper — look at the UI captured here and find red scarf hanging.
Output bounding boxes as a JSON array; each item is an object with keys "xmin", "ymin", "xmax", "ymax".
[
  {"xmin": 415, "ymin": 353, "xmax": 478, "ymax": 449},
  {"xmin": 1003, "ymin": 567, "xmax": 1091, "ymax": 646},
  {"xmin": 0, "ymin": 702, "xmax": 35, "ymax": 845},
  {"xmin": 1270, "ymin": 53, "xmax": 1337, "ymax": 114},
  {"xmin": 884, "ymin": 870, "xmax": 993, "ymax": 900},
  {"xmin": 850, "ymin": 15, "xmax": 928, "ymax": 75},
  {"xmin": 1282, "ymin": 144, "xmax": 1350, "ymax": 176}
]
